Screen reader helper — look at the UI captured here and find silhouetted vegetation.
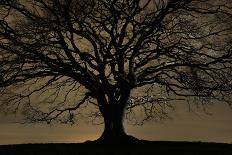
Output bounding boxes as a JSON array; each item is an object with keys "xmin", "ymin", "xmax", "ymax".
[{"xmin": 0, "ymin": 0, "xmax": 232, "ymax": 143}]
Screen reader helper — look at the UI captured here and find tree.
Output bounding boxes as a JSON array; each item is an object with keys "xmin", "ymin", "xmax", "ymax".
[{"xmin": 0, "ymin": 0, "xmax": 232, "ymax": 143}]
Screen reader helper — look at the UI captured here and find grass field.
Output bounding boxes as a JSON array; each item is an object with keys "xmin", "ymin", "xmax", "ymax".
[{"xmin": 0, "ymin": 141, "xmax": 232, "ymax": 155}]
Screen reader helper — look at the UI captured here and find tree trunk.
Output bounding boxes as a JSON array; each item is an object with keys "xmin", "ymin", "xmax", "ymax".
[
  {"xmin": 100, "ymin": 104, "xmax": 125, "ymax": 138},
  {"xmin": 93, "ymin": 86, "xmax": 139, "ymax": 144},
  {"xmin": 97, "ymin": 102, "xmax": 138, "ymax": 144}
]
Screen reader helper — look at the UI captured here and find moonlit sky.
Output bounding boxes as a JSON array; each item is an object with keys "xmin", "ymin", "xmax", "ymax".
[
  {"xmin": 0, "ymin": 0, "xmax": 232, "ymax": 145},
  {"xmin": 0, "ymin": 103, "xmax": 232, "ymax": 145}
]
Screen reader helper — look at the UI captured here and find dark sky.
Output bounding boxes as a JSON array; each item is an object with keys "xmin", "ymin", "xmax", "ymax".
[
  {"xmin": 0, "ymin": 103, "xmax": 232, "ymax": 145},
  {"xmin": 0, "ymin": 0, "xmax": 232, "ymax": 145}
]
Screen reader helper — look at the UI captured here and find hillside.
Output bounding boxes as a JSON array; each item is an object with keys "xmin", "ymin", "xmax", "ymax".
[{"xmin": 0, "ymin": 141, "xmax": 232, "ymax": 155}]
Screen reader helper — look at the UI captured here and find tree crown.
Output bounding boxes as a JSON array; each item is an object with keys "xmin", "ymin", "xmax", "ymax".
[{"xmin": 0, "ymin": 0, "xmax": 232, "ymax": 124}]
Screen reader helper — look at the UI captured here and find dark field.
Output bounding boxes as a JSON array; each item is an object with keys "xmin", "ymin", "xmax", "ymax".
[{"xmin": 0, "ymin": 141, "xmax": 232, "ymax": 155}]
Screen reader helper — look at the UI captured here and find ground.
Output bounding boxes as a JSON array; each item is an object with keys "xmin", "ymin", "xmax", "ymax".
[{"xmin": 0, "ymin": 141, "xmax": 232, "ymax": 155}]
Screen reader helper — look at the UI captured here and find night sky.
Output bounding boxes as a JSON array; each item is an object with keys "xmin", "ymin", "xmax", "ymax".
[{"xmin": 0, "ymin": 0, "xmax": 232, "ymax": 145}]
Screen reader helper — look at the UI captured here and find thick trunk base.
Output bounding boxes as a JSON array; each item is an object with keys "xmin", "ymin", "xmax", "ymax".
[
  {"xmin": 95, "ymin": 95, "xmax": 137, "ymax": 144},
  {"xmin": 96, "ymin": 131, "xmax": 139, "ymax": 145}
]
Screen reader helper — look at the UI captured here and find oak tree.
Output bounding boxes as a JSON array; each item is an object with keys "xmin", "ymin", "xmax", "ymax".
[{"xmin": 0, "ymin": 0, "xmax": 232, "ymax": 143}]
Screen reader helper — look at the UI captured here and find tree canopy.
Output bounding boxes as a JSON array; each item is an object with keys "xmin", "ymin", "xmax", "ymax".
[{"xmin": 0, "ymin": 0, "xmax": 232, "ymax": 142}]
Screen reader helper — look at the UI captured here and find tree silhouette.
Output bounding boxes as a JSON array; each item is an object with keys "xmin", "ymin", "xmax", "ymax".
[{"xmin": 0, "ymin": 0, "xmax": 232, "ymax": 143}]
